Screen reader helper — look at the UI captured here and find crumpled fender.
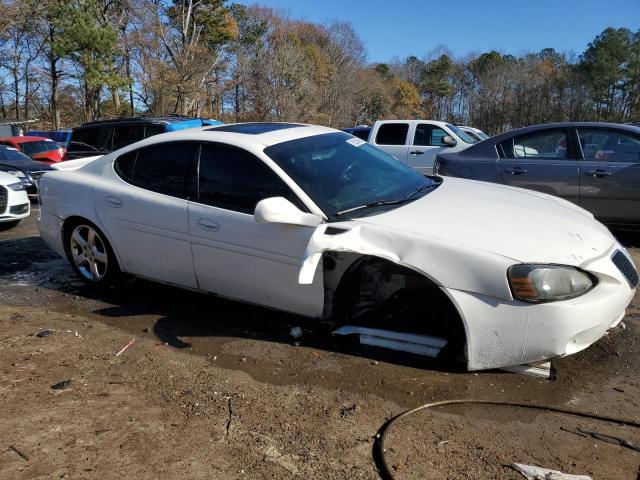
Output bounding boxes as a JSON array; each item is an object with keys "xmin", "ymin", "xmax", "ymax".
[
  {"xmin": 299, "ymin": 225, "xmax": 400, "ymax": 284},
  {"xmin": 298, "ymin": 222, "xmax": 516, "ymax": 301}
]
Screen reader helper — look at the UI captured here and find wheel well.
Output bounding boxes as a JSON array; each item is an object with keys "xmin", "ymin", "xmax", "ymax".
[{"xmin": 324, "ymin": 252, "xmax": 467, "ymax": 361}]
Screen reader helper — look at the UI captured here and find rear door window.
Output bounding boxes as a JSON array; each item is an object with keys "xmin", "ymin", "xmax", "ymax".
[
  {"xmin": 500, "ymin": 129, "xmax": 570, "ymax": 160},
  {"xmin": 144, "ymin": 124, "xmax": 166, "ymax": 138},
  {"xmin": 68, "ymin": 127, "xmax": 113, "ymax": 153},
  {"xmin": 577, "ymin": 128, "xmax": 640, "ymax": 163},
  {"xmin": 112, "ymin": 125, "xmax": 145, "ymax": 150},
  {"xmin": 123, "ymin": 142, "xmax": 197, "ymax": 198},
  {"xmin": 375, "ymin": 123, "xmax": 409, "ymax": 145},
  {"xmin": 197, "ymin": 143, "xmax": 301, "ymax": 214}
]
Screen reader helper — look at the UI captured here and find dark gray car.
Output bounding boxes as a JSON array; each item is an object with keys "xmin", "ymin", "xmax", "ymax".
[{"xmin": 435, "ymin": 122, "xmax": 640, "ymax": 226}]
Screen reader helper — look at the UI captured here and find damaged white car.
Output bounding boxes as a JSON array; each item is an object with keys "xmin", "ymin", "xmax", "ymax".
[{"xmin": 37, "ymin": 123, "xmax": 637, "ymax": 370}]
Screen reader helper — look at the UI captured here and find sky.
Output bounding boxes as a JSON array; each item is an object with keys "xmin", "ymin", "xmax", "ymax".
[{"xmin": 234, "ymin": 0, "xmax": 640, "ymax": 63}]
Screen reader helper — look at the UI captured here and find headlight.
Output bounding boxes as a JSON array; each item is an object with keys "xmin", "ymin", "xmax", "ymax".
[
  {"xmin": 6, "ymin": 181, "xmax": 25, "ymax": 191},
  {"xmin": 508, "ymin": 264, "xmax": 596, "ymax": 303}
]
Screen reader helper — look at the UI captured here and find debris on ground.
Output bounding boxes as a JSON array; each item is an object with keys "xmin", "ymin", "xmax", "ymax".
[
  {"xmin": 512, "ymin": 463, "xmax": 592, "ymax": 479},
  {"xmin": 51, "ymin": 380, "xmax": 72, "ymax": 390},
  {"xmin": 289, "ymin": 326, "xmax": 303, "ymax": 339},
  {"xmin": 8, "ymin": 445, "xmax": 29, "ymax": 461},
  {"xmin": 115, "ymin": 338, "xmax": 135, "ymax": 357},
  {"xmin": 35, "ymin": 329, "xmax": 54, "ymax": 338},
  {"xmin": 561, "ymin": 426, "xmax": 640, "ymax": 452},
  {"xmin": 339, "ymin": 404, "xmax": 357, "ymax": 418}
]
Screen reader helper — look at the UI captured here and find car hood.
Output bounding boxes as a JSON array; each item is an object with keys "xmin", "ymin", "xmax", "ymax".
[
  {"xmin": 0, "ymin": 158, "xmax": 54, "ymax": 172},
  {"xmin": 356, "ymin": 176, "xmax": 615, "ymax": 266}
]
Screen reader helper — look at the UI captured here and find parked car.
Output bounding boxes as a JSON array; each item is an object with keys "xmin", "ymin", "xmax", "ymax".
[
  {"xmin": 0, "ymin": 170, "xmax": 30, "ymax": 227},
  {"xmin": 367, "ymin": 120, "xmax": 476, "ymax": 175},
  {"xmin": 342, "ymin": 126, "xmax": 371, "ymax": 141},
  {"xmin": 26, "ymin": 129, "xmax": 72, "ymax": 148},
  {"xmin": 435, "ymin": 122, "xmax": 640, "ymax": 226},
  {"xmin": 457, "ymin": 126, "xmax": 490, "ymax": 142},
  {"xmin": 0, "ymin": 146, "xmax": 54, "ymax": 195},
  {"xmin": 64, "ymin": 115, "xmax": 222, "ymax": 161},
  {"xmin": 0, "ymin": 136, "xmax": 65, "ymax": 163},
  {"xmin": 37, "ymin": 122, "xmax": 636, "ymax": 371}
]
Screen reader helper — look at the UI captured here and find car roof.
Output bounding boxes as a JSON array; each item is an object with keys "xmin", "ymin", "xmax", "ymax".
[
  {"xmin": 76, "ymin": 115, "xmax": 219, "ymax": 128},
  {"xmin": 453, "ymin": 122, "xmax": 640, "ymax": 158}
]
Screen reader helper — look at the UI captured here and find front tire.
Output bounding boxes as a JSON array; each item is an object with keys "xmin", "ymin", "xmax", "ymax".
[{"xmin": 64, "ymin": 220, "xmax": 122, "ymax": 287}]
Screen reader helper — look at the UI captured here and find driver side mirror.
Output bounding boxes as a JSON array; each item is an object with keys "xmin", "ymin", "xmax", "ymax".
[
  {"xmin": 442, "ymin": 135, "xmax": 457, "ymax": 147},
  {"xmin": 255, "ymin": 197, "xmax": 322, "ymax": 228}
]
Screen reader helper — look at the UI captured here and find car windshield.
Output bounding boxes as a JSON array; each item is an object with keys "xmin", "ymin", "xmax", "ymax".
[
  {"xmin": 0, "ymin": 147, "xmax": 32, "ymax": 162},
  {"xmin": 20, "ymin": 141, "xmax": 59, "ymax": 155},
  {"xmin": 264, "ymin": 132, "xmax": 440, "ymax": 220},
  {"xmin": 446, "ymin": 124, "xmax": 476, "ymax": 144}
]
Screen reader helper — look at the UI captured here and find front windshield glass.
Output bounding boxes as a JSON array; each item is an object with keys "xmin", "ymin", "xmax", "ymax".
[
  {"xmin": 446, "ymin": 124, "xmax": 476, "ymax": 144},
  {"xmin": 264, "ymin": 132, "xmax": 440, "ymax": 220},
  {"xmin": 0, "ymin": 147, "xmax": 32, "ymax": 162},
  {"xmin": 21, "ymin": 141, "xmax": 59, "ymax": 155}
]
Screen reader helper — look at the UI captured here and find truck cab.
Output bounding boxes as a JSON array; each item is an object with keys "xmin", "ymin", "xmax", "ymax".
[{"xmin": 368, "ymin": 120, "xmax": 475, "ymax": 175}]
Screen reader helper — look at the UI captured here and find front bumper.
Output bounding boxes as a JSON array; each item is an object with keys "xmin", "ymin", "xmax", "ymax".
[
  {"xmin": 445, "ymin": 245, "xmax": 636, "ymax": 371},
  {"xmin": 37, "ymin": 208, "xmax": 66, "ymax": 257},
  {"xmin": 0, "ymin": 187, "xmax": 30, "ymax": 222}
]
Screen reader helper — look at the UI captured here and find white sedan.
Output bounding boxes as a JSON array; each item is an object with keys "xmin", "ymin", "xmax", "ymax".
[
  {"xmin": 0, "ymin": 170, "xmax": 30, "ymax": 227},
  {"xmin": 37, "ymin": 123, "xmax": 637, "ymax": 371}
]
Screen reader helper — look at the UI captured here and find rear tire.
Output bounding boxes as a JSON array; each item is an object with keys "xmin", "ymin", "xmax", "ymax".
[{"xmin": 64, "ymin": 219, "xmax": 122, "ymax": 287}]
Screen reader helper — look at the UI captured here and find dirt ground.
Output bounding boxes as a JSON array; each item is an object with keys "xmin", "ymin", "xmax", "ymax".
[{"xmin": 1, "ymin": 206, "xmax": 639, "ymax": 479}]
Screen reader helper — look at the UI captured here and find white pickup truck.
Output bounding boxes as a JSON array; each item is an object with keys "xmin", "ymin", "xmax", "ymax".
[{"xmin": 367, "ymin": 120, "xmax": 475, "ymax": 175}]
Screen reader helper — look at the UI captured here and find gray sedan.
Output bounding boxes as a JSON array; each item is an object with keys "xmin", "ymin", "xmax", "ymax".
[{"xmin": 435, "ymin": 122, "xmax": 640, "ymax": 226}]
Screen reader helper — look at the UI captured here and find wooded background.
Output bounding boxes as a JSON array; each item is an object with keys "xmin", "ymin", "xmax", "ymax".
[{"xmin": 0, "ymin": 0, "xmax": 638, "ymax": 134}]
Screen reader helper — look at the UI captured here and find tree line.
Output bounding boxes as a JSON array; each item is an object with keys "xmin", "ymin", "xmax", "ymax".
[{"xmin": 0, "ymin": 0, "xmax": 638, "ymax": 134}]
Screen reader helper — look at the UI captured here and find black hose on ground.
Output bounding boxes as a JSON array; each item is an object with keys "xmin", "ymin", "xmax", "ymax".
[{"xmin": 373, "ymin": 399, "xmax": 640, "ymax": 480}]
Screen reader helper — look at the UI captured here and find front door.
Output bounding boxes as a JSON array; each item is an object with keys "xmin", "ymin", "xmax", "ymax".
[
  {"xmin": 497, "ymin": 128, "xmax": 580, "ymax": 204},
  {"xmin": 407, "ymin": 123, "xmax": 451, "ymax": 175},
  {"xmin": 94, "ymin": 142, "xmax": 198, "ymax": 288},
  {"xmin": 577, "ymin": 127, "xmax": 640, "ymax": 224},
  {"xmin": 188, "ymin": 142, "xmax": 324, "ymax": 317}
]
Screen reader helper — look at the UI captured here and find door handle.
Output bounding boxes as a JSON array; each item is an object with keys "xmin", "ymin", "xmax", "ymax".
[
  {"xmin": 504, "ymin": 167, "xmax": 528, "ymax": 175},
  {"xmin": 105, "ymin": 195, "xmax": 123, "ymax": 208},
  {"xmin": 585, "ymin": 169, "xmax": 612, "ymax": 178},
  {"xmin": 196, "ymin": 218, "xmax": 220, "ymax": 232},
  {"xmin": 409, "ymin": 150, "xmax": 425, "ymax": 155}
]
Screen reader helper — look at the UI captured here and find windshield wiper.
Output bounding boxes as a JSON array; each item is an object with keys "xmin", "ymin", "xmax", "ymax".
[
  {"xmin": 335, "ymin": 198, "xmax": 410, "ymax": 216},
  {"xmin": 335, "ymin": 182, "xmax": 439, "ymax": 217},
  {"xmin": 404, "ymin": 183, "xmax": 438, "ymax": 199}
]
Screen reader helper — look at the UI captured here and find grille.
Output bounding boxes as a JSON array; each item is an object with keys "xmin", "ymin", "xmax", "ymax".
[
  {"xmin": 0, "ymin": 186, "xmax": 7, "ymax": 214},
  {"xmin": 9, "ymin": 203, "xmax": 29, "ymax": 215},
  {"xmin": 612, "ymin": 250, "xmax": 639, "ymax": 288},
  {"xmin": 325, "ymin": 226, "xmax": 349, "ymax": 236}
]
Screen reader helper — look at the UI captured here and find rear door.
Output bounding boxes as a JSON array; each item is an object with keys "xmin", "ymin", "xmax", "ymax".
[
  {"xmin": 407, "ymin": 123, "xmax": 450, "ymax": 175},
  {"xmin": 497, "ymin": 128, "xmax": 580, "ymax": 204},
  {"xmin": 187, "ymin": 142, "xmax": 323, "ymax": 317},
  {"xmin": 94, "ymin": 142, "xmax": 198, "ymax": 288},
  {"xmin": 371, "ymin": 122, "xmax": 410, "ymax": 164},
  {"xmin": 577, "ymin": 127, "xmax": 640, "ymax": 224}
]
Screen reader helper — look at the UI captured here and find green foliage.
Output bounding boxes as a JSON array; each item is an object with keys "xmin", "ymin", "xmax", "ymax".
[{"xmin": 51, "ymin": 0, "xmax": 123, "ymax": 90}]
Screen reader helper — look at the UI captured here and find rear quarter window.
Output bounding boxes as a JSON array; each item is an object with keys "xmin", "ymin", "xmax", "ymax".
[{"xmin": 375, "ymin": 123, "xmax": 409, "ymax": 145}]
